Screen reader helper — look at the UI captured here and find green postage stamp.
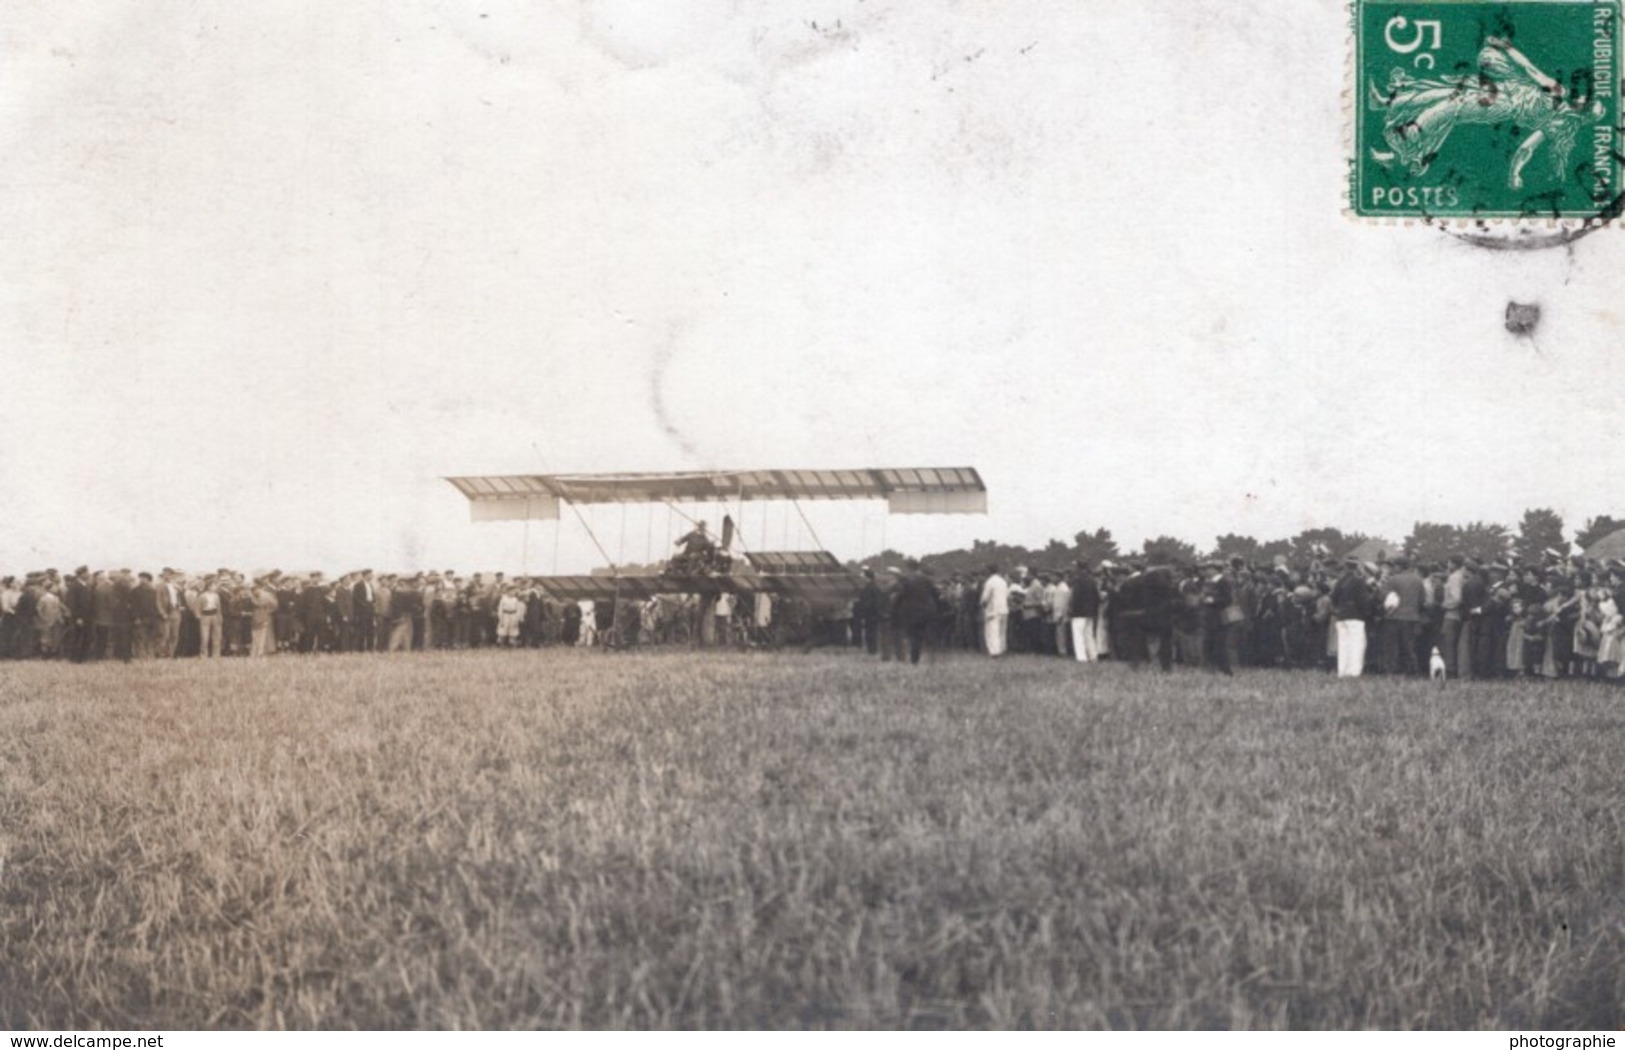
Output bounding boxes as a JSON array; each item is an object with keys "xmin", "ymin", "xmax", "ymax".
[{"xmin": 1352, "ymin": 0, "xmax": 1621, "ymax": 219}]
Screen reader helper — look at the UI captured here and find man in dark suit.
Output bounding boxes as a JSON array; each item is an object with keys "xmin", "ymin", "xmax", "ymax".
[
  {"xmin": 64, "ymin": 567, "xmax": 93, "ymax": 662},
  {"xmin": 1458, "ymin": 558, "xmax": 1489, "ymax": 679},
  {"xmin": 388, "ymin": 577, "xmax": 420, "ymax": 652},
  {"xmin": 90, "ymin": 571, "xmax": 117, "ymax": 660},
  {"xmin": 111, "ymin": 569, "xmax": 136, "ymax": 662},
  {"xmin": 854, "ymin": 569, "xmax": 882, "ymax": 654},
  {"xmin": 892, "ymin": 560, "xmax": 942, "ymax": 665},
  {"xmin": 1379, "ymin": 554, "xmax": 1426, "ymax": 675},
  {"xmin": 352, "ymin": 570, "xmax": 377, "ymax": 653},
  {"xmin": 131, "ymin": 572, "xmax": 161, "ymax": 659},
  {"xmin": 1140, "ymin": 558, "xmax": 1180, "ymax": 672},
  {"xmin": 1200, "ymin": 562, "xmax": 1235, "ymax": 675},
  {"xmin": 299, "ymin": 573, "xmax": 329, "ymax": 653},
  {"xmin": 334, "ymin": 573, "xmax": 356, "ymax": 652},
  {"xmin": 1067, "ymin": 561, "xmax": 1102, "ymax": 662}
]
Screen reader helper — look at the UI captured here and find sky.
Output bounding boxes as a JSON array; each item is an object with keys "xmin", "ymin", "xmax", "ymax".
[{"xmin": 3, "ymin": 0, "xmax": 1622, "ymax": 574}]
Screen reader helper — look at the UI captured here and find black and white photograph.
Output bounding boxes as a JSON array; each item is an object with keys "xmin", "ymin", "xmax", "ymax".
[{"xmin": 1, "ymin": 0, "xmax": 1622, "ymax": 1034}]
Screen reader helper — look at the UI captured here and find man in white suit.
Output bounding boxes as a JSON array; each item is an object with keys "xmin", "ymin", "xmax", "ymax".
[{"xmin": 979, "ymin": 565, "xmax": 1010, "ymax": 657}]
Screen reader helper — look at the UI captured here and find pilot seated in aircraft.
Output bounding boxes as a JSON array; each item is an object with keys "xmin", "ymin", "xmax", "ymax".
[
  {"xmin": 669, "ymin": 520, "xmax": 733, "ymax": 576},
  {"xmin": 670, "ymin": 521, "xmax": 721, "ymax": 575}
]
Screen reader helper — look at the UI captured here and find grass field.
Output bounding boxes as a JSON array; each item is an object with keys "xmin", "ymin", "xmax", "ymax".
[{"xmin": 0, "ymin": 649, "xmax": 1620, "ymax": 1029}]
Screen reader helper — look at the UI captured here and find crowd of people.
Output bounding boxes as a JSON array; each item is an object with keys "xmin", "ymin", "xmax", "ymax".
[
  {"xmin": 871, "ymin": 551, "xmax": 1625, "ymax": 682},
  {"xmin": 0, "ymin": 565, "xmax": 829, "ymax": 662},
  {"xmin": 3, "ymin": 550, "xmax": 1623, "ymax": 684}
]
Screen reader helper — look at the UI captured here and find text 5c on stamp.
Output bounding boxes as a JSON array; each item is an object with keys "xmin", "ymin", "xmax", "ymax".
[{"xmin": 1352, "ymin": 0, "xmax": 1621, "ymax": 219}]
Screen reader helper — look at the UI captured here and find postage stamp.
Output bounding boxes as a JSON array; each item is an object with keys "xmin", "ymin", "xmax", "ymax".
[{"xmin": 1351, "ymin": 0, "xmax": 1621, "ymax": 220}]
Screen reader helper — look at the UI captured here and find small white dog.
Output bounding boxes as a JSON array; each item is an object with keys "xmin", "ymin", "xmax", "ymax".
[{"xmin": 1429, "ymin": 646, "xmax": 1447, "ymax": 684}]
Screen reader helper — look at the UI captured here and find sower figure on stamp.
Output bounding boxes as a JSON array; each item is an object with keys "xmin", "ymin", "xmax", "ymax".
[{"xmin": 1370, "ymin": 36, "xmax": 1604, "ymax": 190}]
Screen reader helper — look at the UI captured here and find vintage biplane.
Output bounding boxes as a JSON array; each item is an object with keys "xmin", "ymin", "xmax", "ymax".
[{"xmin": 442, "ymin": 467, "xmax": 987, "ymax": 643}]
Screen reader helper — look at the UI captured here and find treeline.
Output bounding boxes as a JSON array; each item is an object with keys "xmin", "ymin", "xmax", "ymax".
[{"xmin": 858, "ymin": 511, "xmax": 1625, "ymax": 577}]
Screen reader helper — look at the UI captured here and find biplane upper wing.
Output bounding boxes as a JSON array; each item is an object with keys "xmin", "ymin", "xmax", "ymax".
[{"xmin": 444, "ymin": 467, "xmax": 986, "ymax": 521}]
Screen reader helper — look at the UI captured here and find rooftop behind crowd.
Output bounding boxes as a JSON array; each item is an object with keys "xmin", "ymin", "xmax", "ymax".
[{"xmin": 2, "ymin": 550, "xmax": 1623, "ymax": 683}]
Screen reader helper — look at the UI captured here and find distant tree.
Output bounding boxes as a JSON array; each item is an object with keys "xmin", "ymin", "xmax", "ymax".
[
  {"xmin": 1257, "ymin": 538, "xmax": 1295, "ymax": 564},
  {"xmin": 859, "ymin": 548, "xmax": 909, "ymax": 572},
  {"xmin": 921, "ymin": 540, "xmax": 1043, "ymax": 579},
  {"xmin": 1516, "ymin": 508, "xmax": 1567, "ymax": 559},
  {"xmin": 1460, "ymin": 522, "xmax": 1513, "ymax": 563},
  {"xmin": 1404, "ymin": 522, "xmax": 1458, "ymax": 566},
  {"xmin": 1141, "ymin": 535, "xmax": 1199, "ymax": 566},
  {"xmin": 1211, "ymin": 533, "xmax": 1263, "ymax": 563},
  {"xmin": 1404, "ymin": 521, "xmax": 1512, "ymax": 565},
  {"xmin": 1038, "ymin": 538, "xmax": 1073, "ymax": 570},
  {"xmin": 1574, "ymin": 514, "xmax": 1625, "ymax": 553},
  {"xmin": 1071, "ymin": 527, "xmax": 1121, "ymax": 567},
  {"xmin": 1209, "ymin": 534, "xmax": 1297, "ymax": 567},
  {"xmin": 1287, "ymin": 527, "xmax": 1368, "ymax": 565}
]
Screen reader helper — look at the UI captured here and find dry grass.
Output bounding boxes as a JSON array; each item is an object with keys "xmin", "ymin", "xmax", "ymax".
[{"xmin": 0, "ymin": 650, "xmax": 1620, "ymax": 1029}]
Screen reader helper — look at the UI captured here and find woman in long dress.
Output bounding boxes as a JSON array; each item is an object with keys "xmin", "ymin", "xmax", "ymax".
[
  {"xmin": 1541, "ymin": 584, "xmax": 1579, "ymax": 678},
  {"xmin": 1595, "ymin": 590, "xmax": 1622, "ymax": 680},
  {"xmin": 1573, "ymin": 588, "xmax": 1604, "ymax": 679},
  {"xmin": 1505, "ymin": 598, "xmax": 1527, "ymax": 676}
]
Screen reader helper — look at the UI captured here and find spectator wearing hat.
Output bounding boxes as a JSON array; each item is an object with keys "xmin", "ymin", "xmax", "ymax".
[
  {"xmin": 1595, "ymin": 581, "xmax": 1623, "ymax": 680},
  {"xmin": 1201, "ymin": 562, "xmax": 1235, "ymax": 675},
  {"xmin": 131, "ymin": 572, "xmax": 160, "ymax": 660},
  {"xmin": 333, "ymin": 573, "xmax": 356, "ymax": 652},
  {"xmin": 1541, "ymin": 578, "xmax": 1580, "ymax": 678},
  {"xmin": 1458, "ymin": 559, "xmax": 1488, "ymax": 678},
  {"xmin": 418, "ymin": 574, "xmax": 444, "ymax": 650},
  {"xmin": 155, "ymin": 570, "xmax": 182, "ymax": 658},
  {"xmin": 854, "ymin": 569, "xmax": 882, "ymax": 655},
  {"xmin": 892, "ymin": 560, "xmax": 941, "ymax": 665},
  {"xmin": 35, "ymin": 580, "xmax": 67, "ymax": 658},
  {"xmin": 1066, "ymin": 562, "xmax": 1101, "ymax": 663},
  {"xmin": 1046, "ymin": 571, "xmax": 1072, "ymax": 658},
  {"xmin": 352, "ymin": 570, "xmax": 377, "ymax": 653},
  {"xmin": 1140, "ymin": 559, "xmax": 1179, "ymax": 672},
  {"xmin": 196, "ymin": 576, "xmax": 224, "ymax": 658},
  {"xmin": 250, "ymin": 577, "xmax": 278, "ymax": 657},
  {"xmin": 0, "ymin": 576, "xmax": 21, "ymax": 659},
  {"xmin": 13, "ymin": 576, "xmax": 43, "ymax": 659},
  {"xmin": 89, "ymin": 570, "xmax": 118, "ymax": 660},
  {"xmin": 1331, "ymin": 558, "xmax": 1371, "ymax": 677},
  {"xmin": 1439, "ymin": 555, "xmax": 1467, "ymax": 677},
  {"xmin": 1019, "ymin": 571, "xmax": 1050, "ymax": 655},
  {"xmin": 1108, "ymin": 563, "xmax": 1143, "ymax": 668},
  {"xmin": 224, "ymin": 579, "xmax": 252, "ymax": 656},
  {"xmin": 879, "ymin": 569, "xmax": 908, "ymax": 661},
  {"xmin": 521, "ymin": 581, "xmax": 545, "ymax": 648},
  {"xmin": 1475, "ymin": 566, "xmax": 1513, "ymax": 679},
  {"xmin": 387, "ymin": 577, "xmax": 417, "ymax": 652},
  {"xmin": 979, "ymin": 565, "xmax": 1010, "ymax": 657},
  {"xmin": 372, "ymin": 575, "xmax": 393, "ymax": 651},
  {"xmin": 496, "ymin": 586, "xmax": 523, "ymax": 647},
  {"xmin": 173, "ymin": 575, "xmax": 200, "ymax": 657},
  {"xmin": 298, "ymin": 573, "xmax": 328, "ymax": 653},
  {"xmin": 1174, "ymin": 565, "xmax": 1206, "ymax": 667},
  {"xmin": 1379, "ymin": 555, "xmax": 1425, "ymax": 675},
  {"xmin": 110, "ymin": 570, "xmax": 136, "ymax": 663},
  {"xmin": 63, "ymin": 568, "xmax": 93, "ymax": 662}
]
